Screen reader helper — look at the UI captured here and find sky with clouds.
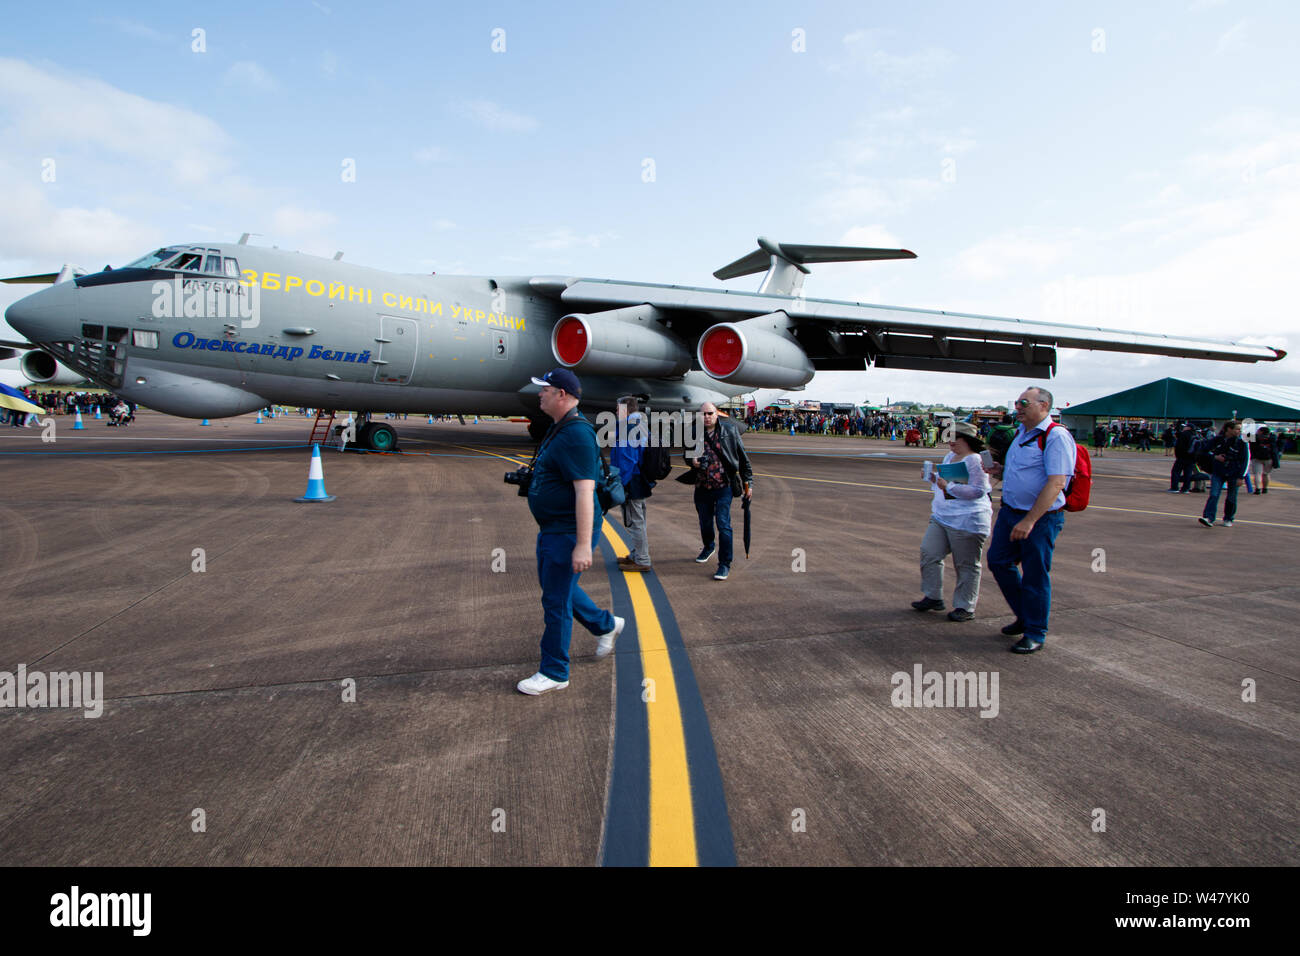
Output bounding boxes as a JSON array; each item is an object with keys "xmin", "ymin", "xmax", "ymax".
[{"xmin": 1, "ymin": 0, "xmax": 1297, "ymax": 408}]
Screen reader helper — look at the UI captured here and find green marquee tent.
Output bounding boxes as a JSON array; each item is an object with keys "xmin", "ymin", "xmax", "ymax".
[{"xmin": 1065, "ymin": 378, "xmax": 1300, "ymax": 421}]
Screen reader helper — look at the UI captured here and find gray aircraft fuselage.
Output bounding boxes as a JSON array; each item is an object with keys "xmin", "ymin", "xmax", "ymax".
[{"xmin": 4, "ymin": 242, "xmax": 738, "ymax": 420}]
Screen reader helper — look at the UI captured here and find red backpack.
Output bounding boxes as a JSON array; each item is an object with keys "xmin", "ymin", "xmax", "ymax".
[{"xmin": 1037, "ymin": 423, "xmax": 1092, "ymax": 512}]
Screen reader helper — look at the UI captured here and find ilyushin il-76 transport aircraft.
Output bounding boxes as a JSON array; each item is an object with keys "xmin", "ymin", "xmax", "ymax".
[{"xmin": 3, "ymin": 235, "xmax": 1285, "ymax": 449}]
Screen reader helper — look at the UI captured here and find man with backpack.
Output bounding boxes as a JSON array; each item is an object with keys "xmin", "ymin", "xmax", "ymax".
[
  {"xmin": 611, "ymin": 395, "xmax": 654, "ymax": 572},
  {"xmin": 515, "ymin": 368, "xmax": 624, "ymax": 695},
  {"xmin": 1249, "ymin": 425, "xmax": 1281, "ymax": 495},
  {"xmin": 1198, "ymin": 420, "xmax": 1249, "ymax": 528},
  {"xmin": 985, "ymin": 387, "xmax": 1077, "ymax": 654},
  {"xmin": 1170, "ymin": 423, "xmax": 1198, "ymax": 493}
]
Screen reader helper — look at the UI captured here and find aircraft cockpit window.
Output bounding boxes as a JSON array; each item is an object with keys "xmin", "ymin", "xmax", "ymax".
[
  {"xmin": 82, "ymin": 324, "xmax": 104, "ymax": 340},
  {"xmin": 106, "ymin": 326, "xmax": 129, "ymax": 343},
  {"xmin": 168, "ymin": 252, "xmax": 204, "ymax": 271},
  {"xmin": 123, "ymin": 248, "xmax": 183, "ymax": 270},
  {"xmin": 132, "ymin": 330, "xmax": 159, "ymax": 349},
  {"xmin": 203, "ymin": 255, "xmax": 224, "ymax": 273},
  {"xmin": 223, "ymin": 257, "xmax": 240, "ymax": 277}
]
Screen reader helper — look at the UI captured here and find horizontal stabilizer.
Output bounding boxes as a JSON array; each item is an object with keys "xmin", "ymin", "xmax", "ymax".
[
  {"xmin": 1, "ymin": 265, "xmax": 86, "ymax": 285},
  {"xmin": 1, "ymin": 272, "xmax": 59, "ymax": 284},
  {"xmin": 714, "ymin": 237, "xmax": 915, "ymax": 281},
  {"xmin": 714, "ymin": 237, "xmax": 915, "ymax": 296}
]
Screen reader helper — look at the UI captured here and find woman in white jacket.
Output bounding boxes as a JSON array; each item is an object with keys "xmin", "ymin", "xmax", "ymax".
[{"xmin": 911, "ymin": 422, "xmax": 993, "ymax": 622}]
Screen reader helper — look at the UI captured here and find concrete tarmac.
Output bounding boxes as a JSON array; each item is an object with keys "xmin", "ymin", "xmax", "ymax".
[{"xmin": 0, "ymin": 412, "xmax": 1295, "ymax": 865}]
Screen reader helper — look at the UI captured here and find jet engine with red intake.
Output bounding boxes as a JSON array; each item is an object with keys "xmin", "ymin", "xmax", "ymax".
[
  {"xmin": 551, "ymin": 304, "xmax": 692, "ymax": 378},
  {"xmin": 696, "ymin": 312, "xmax": 815, "ymax": 389}
]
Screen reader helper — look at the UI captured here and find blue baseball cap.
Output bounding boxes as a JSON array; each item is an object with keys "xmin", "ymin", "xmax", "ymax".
[{"xmin": 530, "ymin": 368, "xmax": 582, "ymax": 398}]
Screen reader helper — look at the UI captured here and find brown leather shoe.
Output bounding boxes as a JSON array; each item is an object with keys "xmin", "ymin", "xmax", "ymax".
[{"xmin": 622, "ymin": 562, "xmax": 651, "ymax": 573}]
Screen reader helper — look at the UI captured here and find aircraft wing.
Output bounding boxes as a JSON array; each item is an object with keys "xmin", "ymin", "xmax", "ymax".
[{"xmin": 550, "ymin": 278, "xmax": 1284, "ymax": 379}]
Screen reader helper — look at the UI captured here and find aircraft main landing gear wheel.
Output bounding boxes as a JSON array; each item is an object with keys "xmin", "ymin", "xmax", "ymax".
[
  {"xmin": 367, "ymin": 422, "xmax": 398, "ymax": 452},
  {"xmin": 355, "ymin": 421, "xmax": 376, "ymax": 450}
]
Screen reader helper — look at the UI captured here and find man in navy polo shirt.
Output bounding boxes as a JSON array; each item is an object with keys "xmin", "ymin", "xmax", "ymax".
[
  {"xmin": 517, "ymin": 368, "xmax": 624, "ymax": 695},
  {"xmin": 985, "ymin": 386, "xmax": 1076, "ymax": 654}
]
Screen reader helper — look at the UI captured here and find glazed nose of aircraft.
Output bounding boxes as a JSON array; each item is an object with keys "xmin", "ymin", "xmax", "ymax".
[{"xmin": 5, "ymin": 281, "xmax": 79, "ymax": 343}]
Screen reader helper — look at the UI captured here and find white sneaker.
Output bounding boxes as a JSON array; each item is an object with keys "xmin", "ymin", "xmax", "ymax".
[
  {"xmin": 516, "ymin": 672, "xmax": 569, "ymax": 695},
  {"xmin": 1223, "ymin": 520, "xmax": 1234, "ymax": 527},
  {"xmin": 596, "ymin": 616, "xmax": 625, "ymax": 659}
]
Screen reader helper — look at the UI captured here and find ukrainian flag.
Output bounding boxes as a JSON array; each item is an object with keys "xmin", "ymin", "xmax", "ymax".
[{"xmin": 0, "ymin": 382, "xmax": 44, "ymax": 416}]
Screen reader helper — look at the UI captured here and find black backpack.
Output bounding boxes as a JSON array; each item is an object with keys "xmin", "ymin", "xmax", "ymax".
[
  {"xmin": 1193, "ymin": 437, "xmax": 1215, "ymax": 475},
  {"xmin": 641, "ymin": 444, "xmax": 673, "ymax": 482}
]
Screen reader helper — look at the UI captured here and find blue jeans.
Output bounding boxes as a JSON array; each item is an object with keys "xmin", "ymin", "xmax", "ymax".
[
  {"xmin": 986, "ymin": 506, "xmax": 1066, "ymax": 643},
  {"xmin": 1203, "ymin": 475, "xmax": 1239, "ymax": 522},
  {"xmin": 694, "ymin": 484, "xmax": 734, "ymax": 566},
  {"xmin": 536, "ymin": 532, "xmax": 615, "ymax": 682}
]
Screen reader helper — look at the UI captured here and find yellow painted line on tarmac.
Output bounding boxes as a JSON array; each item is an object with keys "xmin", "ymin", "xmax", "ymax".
[
  {"xmin": 1084, "ymin": 504, "xmax": 1300, "ymax": 529},
  {"xmin": 1091, "ymin": 471, "xmax": 1296, "ymax": 490},
  {"xmin": 446, "ymin": 442, "xmax": 529, "ymax": 465},
  {"xmin": 454, "ymin": 440, "xmax": 698, "ymax": 865},
  {"xmin": 600, "ymin": 523, "xmax": 697, "ymax": 867},
  {"xmin": 1090, "ymin": 472, "xmax": 1180, "ymax": 483},
  {"xmin": 753, "ymin": 471, "xmax": 929, "ymax": 494}
]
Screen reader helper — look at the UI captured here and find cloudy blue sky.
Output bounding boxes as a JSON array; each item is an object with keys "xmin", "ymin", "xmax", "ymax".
[{"xmin": 2, "ymin": 0, "xmax": 1297, "ymax": 407}]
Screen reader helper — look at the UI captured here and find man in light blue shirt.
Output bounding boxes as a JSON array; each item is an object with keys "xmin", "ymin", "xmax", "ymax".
[{"xmin": 986, "ymin": 387, "xmax": 1076, "ymax": 654}]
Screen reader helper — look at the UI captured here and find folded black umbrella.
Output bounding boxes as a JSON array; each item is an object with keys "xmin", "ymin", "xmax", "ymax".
[{"xmin": 742, "ymin": 484, "xmax": 752, "ymax": 558}]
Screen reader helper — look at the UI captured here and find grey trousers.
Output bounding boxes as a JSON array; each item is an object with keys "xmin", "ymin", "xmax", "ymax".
[
  {"xmin": 621, "ymin": 498, "xmax": 650, "ymax": 565},
  {"xmin": 920, "ymin": 517, "xmax": 987, "ymax": 611}
]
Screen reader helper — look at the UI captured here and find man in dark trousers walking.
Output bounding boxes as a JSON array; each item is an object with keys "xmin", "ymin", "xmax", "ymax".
[
  {"xmin": 1199, "ymin": 420, "xmax": 1249, "ymax": 528},
  {"xmin": 1170, "ymin": 423, "xmax": 1198, "ymax": 493},
  {"xmin": 686, "ymin": 403, "xmax": 753, "ymax": 582},
  {"xmin": 985, "ymin": 387, "xmax": 1076, "ymax": 654},
  {"xmin": 516, "ymin": 368, "xmax": 624, "ymax": 695}
]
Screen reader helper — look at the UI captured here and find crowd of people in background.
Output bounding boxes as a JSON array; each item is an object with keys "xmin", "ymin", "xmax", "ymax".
[
  {"xmin": 3, "ymin": 388, "xmax": 136, "ymax": 427},
  {"xmin": 744, "ymin": 410, "xmax": 1001, "ymax": 440},
  {"xmin": 1090, "ymin": 419, "xmax": 1300, "ymax": 456},
  {"xmin": 742, "ymin": 406, "xmax": 1300, "ymax": 457},
  {"xmin": 747, "ymin": 410, "xmax": 886, "ymax": 436}
]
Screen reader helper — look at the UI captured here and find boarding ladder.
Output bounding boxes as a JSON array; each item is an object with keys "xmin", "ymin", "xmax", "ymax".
[{"xmin": 308, "ymin": 410, "xmax": 336, "ymax": 447}]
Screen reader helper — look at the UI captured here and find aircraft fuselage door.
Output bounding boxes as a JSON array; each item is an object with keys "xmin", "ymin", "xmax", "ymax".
[{"xmin": 374, "ymin": 315, "xmax": 418, "ymax": 385}]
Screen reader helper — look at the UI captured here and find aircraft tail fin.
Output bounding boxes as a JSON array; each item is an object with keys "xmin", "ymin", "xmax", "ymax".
[{"xmin": 713, "ymin": 237, "xmax": 915, "ymax": 296}]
